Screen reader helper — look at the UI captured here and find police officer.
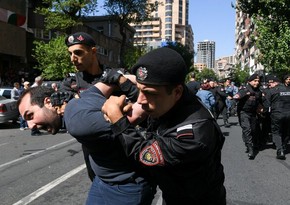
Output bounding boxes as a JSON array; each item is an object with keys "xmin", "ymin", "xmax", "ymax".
[
  {"xmin": 213, "ymin": 79, "xmax": 231, "ymax": 127},
  {"xmin": 60, "ymin": 32, "xmax": 138, "ymax": 181},
  {"xmin": 233, "ymin": 74, "xmax": 263, "ymax": 159},
  {"xmin": 265, "ymin": 75, "xmax": 290, "ymax": 159},
  {"xmin": 102, "ymin": 47, "xmax": 226, "ymax": 205}
]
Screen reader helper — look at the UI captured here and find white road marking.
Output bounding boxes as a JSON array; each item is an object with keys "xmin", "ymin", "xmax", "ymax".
[
  {"xmin": 0, "ymin": 138, "xmax": 76, "ymax": 169},
  {"xmin": 13, "ymin": 163, "xmax": 86, "ymax": 205},
  {"xmin": 0, "ymin": 142, "xmax": 9, "ymax": 147}
]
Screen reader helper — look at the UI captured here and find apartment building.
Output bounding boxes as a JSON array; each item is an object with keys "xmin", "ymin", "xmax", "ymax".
[
  {"xmin": 196, "ymin": 40, "xmax": 215, "ymax": 69},
  {"xmin": 235, "ymin": 3, "xmax": 263, "ymax": 73},
  {"xmin": 215, "ymin": 55, "xmax": 236, "ymax": 79},
  {"xmin": 130, "ymin": 0, "xmax": 194, "ymax": 54}
]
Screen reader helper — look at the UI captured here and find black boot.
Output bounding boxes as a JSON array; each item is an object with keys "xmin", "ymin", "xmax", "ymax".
[
  {"xmin": 248, "ymin": 145, "xmax": 255, "ymax": 160},
  {"xmin": 276, "ymin": 149, "xmax": 286, "ymax": 160},
  {"xmin": 224, "ymin": 120, "xmax": 231, "ymax": 128}
]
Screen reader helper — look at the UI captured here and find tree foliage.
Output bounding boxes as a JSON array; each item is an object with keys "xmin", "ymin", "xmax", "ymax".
[
  {"xmin": 236, "ymin": 0, "xmax": 290, "ymax": 74},
  {"xmin": 195, "ymin": 68, "xmax": 218, "ymax": 82},
  {"xmin": 103, "ymin": 0, "xmax": 159, "ymax": 67},
  {"xmin": 230, "ymin": 63, "xmax": 250, "ymax": 86},
  {"xmin": 36, "ymin": 0, "xmax": 98, "ymax": 30},
  {"xmin": 124, "ymin": 46, "xmax": 147, "ymax": 71},
  {"xmin": 33, "ymin": 36, "xmax": 75, "ymax": 80}
]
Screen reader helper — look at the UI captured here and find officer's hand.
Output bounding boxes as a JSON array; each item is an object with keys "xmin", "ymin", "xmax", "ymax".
[
  {"xmin": 102, "ymin": 95, "xmax": 126, "ymax": 123},
  {"xmin": 101, "ymin": 69, "xmax": 124, "ymax": 84},
  {"xmin": 50, "ymin": 92, "xmax": 73, "ymax": 107}
]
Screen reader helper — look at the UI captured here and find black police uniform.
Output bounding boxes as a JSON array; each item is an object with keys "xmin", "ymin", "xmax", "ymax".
[
  {"xmin": 111, "ymin": 90, "xmax": 226, "ymax": 204},
  {"xmin": 212, "ymin": 84, "xmax": 230, "ymax": 126},
  {"xmin": 266, "ymin": 84, "xmax": 290, "ymax": 159},
  {"xmin": 235, "ymin": 84, "xmax": 262, "ymax": 158},
  {"xmin": 109, "ymin": 48, "xmax": 226, "ymax": 204}
]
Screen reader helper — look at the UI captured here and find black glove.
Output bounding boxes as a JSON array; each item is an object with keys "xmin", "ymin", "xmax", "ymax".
[
  {"xmin": 50, "ymin": 92, "xmax": 74, "ymax": 106},
  {"xmin": 101, "ymin": 68, "xmax": 124, "ymax": 84},
  {"xmin": 119, "ymin": 79, "xmax": 139, "ymax": 102}
]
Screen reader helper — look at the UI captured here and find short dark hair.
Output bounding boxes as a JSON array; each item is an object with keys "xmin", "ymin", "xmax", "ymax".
[
  {"xmin": 190, "ymin": 72, "xmax": 195, "ymax": 78},
  {"xmin": 17, "ymin": 86, "xmax": 54, "ymax": 108}
]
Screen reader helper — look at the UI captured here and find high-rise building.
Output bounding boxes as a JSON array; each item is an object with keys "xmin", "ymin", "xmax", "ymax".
[
  {"xmin": 130, "ymin": 0, "xmax": 194, "ymax": 54},
  {"xmin": 196, "ymin": 40, "xmax": 215, "ymax": 69},
  {"xmin": 235, "ymin": 0, "xmax": 263, "ymax": 73}
]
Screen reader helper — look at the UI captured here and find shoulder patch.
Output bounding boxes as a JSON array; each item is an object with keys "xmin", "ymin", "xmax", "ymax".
[
  {"xmin": 139, "ymin": 141, "xmax": 164, "ymax": 166},
  {"xmin": 177, "ymin": 124, "xmax": 194, "ymax": 138}
]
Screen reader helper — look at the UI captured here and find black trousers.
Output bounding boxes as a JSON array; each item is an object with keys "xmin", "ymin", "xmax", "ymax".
[
  {"xmin": 271, "ymin": 112, "xmax": 290, "ymax": 151},
  {"xmin": 238, "ymin": 111, "xmax": 258, "ymax": 147}
]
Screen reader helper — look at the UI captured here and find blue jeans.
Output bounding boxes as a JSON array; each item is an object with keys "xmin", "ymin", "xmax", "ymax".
[
  {"xmin": 19, "ymin": 116, "xmax": 27, "ymax": 128},
  {"xmin": 86, "ymin": 175, "xmax": 155, "ymax": 205}
]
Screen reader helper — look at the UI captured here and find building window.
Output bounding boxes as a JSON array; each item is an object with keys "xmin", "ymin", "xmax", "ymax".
[
  {"xmin": 165, "ymin": 24, "xmax": 172, "ymax": 29},
  {"xmin": 34, "ymin": 28, "xmax": 51, "ymax": 40},
  {"xmin": 165, "ymin": 17, "xmax": 172, "ymax": 22},
  {"xmin": 166, "ymin": 0, "xmax": 173, "ymax": 3},
  {"xmin": 165, "ymin": 11, "xmax": 172, "ymax": 16},
  {"xmin": 97, "ymin": 46, "xmax": 108, "ymax": 56},
  {"xmin": 165, "ymin": 30, "xmax": 172, "ymax": 35},
  {"xmin": 165, "ymin": 5, "xmax": 172, "ymax": 10}
]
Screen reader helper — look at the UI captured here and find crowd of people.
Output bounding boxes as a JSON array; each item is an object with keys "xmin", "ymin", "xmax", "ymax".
[
  {"xmin": 15, "ymin": 31, "xmax": 290, "ymax": 204},
  {"xmin": 17, "ymin": 32, "xmax": 226, "ymax": 205},
  {"xmin": 187, "ymin": 72, "xmax": 290, "ymax": 161}
]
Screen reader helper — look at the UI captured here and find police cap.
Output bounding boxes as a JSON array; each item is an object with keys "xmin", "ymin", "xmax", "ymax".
[
  {"xmin": 267, "ymin": 75, "xmax": 280, "ymax": 83},
  {"xmin": 65, "ymin": 32, "xmax": 96, "ymax": 47},
  {"xmin": 131, "ymin": 47, "xmax": 187, "ymax": 85},
  {"xmin": 247, "ymin": 73, "xmax": 260, "ymax": 82}
]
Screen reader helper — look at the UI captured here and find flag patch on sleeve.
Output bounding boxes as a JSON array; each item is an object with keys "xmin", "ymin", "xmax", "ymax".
[
  {"xmin": 177, "ymin": 124, "xmax": 193, "ymax": 138},
  {"xmin": 139, "ymin": 141, "xmax": 164, "ymax": 166}
]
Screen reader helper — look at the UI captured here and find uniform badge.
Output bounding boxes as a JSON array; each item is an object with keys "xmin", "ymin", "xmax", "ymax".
[
  {"xmin": 136, "ymin": 67, "xmax": 148, "ymax": 81},
  {"xmin": 67, "ymin": 35, "xmax": 75, "ymax": 44},
  {"xmin": 76, "ymin": 34, "xmax": 85, "ymax": 42},
  {"xmin": 139, "ymin": 141, "xmax": 164, "ymax": 166}
]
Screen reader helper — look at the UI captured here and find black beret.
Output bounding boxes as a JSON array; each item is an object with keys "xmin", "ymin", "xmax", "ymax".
[
  {"xmin": 65, "ymin": 32, "xmax": 96, "ymax": 47},
  {"xmin": 131, "ymin": 47, "xmax": 187, "ymax": 85},
  {"xmin": 267, "ymin": 75, "xmax": 280, "ymax": 83},
  {"xmin": 247, "ymin": 73, "xmax": 260, "ymax": 82}
]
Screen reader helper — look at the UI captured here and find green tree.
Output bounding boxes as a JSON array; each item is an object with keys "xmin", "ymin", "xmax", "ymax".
[
  {"xmin": 231, "ymin": 64, "xmax": 250, "ymax": 86},
  {"xmin": 124, "ymin": 46, "xmax": 147, "ymax": 70},
  {"xmin": 236, "ymin": 0, "xmax": 290, "ymax": 74},
  {"xmin": 36, "ymin": 0, "xmax": 98, "ymax": 31},
  {"xmin": 33, "ymin": 0, "xmax": 98, "ymax": 79},
  {"xmin": 33, "ymin": 36, "xmax": 75, "ymax": 80},
  {"xmin": 195, "ymin": 68, "xmax": 218, "ymax": 82},
  {"xmin": 103, "ymin": 0, "xmax": 159, "ymax": 67}
]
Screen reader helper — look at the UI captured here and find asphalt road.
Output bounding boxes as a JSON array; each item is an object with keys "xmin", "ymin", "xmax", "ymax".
[{"xmin": 0, "ymin": 117, "xmax": 289, "ymax": 205}]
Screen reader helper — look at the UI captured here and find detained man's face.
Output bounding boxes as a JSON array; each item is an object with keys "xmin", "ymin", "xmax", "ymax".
[
  {"xmin": 136, "ymin": 83, "xmax": 183, "ymax": 119},
  {"xmin": 18, "ymin": 94, "xmax": 62, "ymax": 135}
]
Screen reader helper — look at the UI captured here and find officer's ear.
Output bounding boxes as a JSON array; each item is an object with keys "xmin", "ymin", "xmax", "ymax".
[
  {"xmin": 91, "ymin": 46, "xmax": 97, "ymax": 54},
  {"xmin": 173, "ymin": 84, "xmax": 183, "ymax": 101}
]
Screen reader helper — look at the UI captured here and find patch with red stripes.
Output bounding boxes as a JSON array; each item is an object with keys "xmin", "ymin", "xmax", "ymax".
[
  {"xmin": 139, "ymin": 141, "xmax": 164, "ymax": 166},
  {"xmin": 177, "ymin": 124, "xmax": 193, "ymax": 138}
]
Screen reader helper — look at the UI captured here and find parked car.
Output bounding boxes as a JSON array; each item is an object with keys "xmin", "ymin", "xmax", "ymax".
[
  {"xmin": 0, "ymin": 95, "xmax": 19, "ymax": 123},
  {"xmin": 0, "ymin": 87, "xmax": 13, "ymax": 99}
]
